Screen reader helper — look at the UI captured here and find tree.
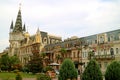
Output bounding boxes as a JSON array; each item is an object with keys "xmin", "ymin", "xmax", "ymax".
[
  {"xmin": 56, "ymin": 54, "xmax": 61, "ymax": 63},
  {"xmin": 9, "ymin": 55, "xmax": 21, "ymax": 70},
  {"xmin": 60, "ymin": 48, "xmax": 67, "ymax": 59},
  {"xmin": 27, "ymin": 53, "xmax": 43, "ymax": 74},
  {"xmin": 0, "ymin": 53, "xmax": 10, "ymax": 71},
  {"xmin": 105, "ymin": 61, "xmax": 120, "ymax": 80},
  {"xmin": 40, "ymin": 52, "xmax": 46, "ymax": 59},
  {"xmin": 58, "ymin": 59, "xmax": 78, "ymax": 80},
  {"xmin": 82, "ymin": 59, "xmax": 103, "ymax": 80},
  {"xmin": 0, "ymin": 53, "xmax": 21, "ymax": 71}
]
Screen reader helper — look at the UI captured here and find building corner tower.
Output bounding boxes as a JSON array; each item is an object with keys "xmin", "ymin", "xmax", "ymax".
[{"xmin": 9, "ymin": 6, "xmax": 25, "ymax": 56}]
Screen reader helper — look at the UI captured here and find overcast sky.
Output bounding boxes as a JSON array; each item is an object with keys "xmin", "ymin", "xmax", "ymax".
[{"xmin": 0, "ymin": 0, "xmax": 120, "ymax": 52}]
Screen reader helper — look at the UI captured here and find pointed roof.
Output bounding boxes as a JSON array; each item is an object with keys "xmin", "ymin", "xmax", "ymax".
[
  {"xmin": 13, "ymin": 5, "xmax": 23, "ymax": 33},
  {"xmin": 36, "ymin": 27, "xmax": 40, "ymax": 34},
  {"xmin": 23, "ymin": 24, "xmax": 26, "ymax": 32},
  {"xmin": 10, "ymin": 21, "xmax": 13, "ymax": 29}
]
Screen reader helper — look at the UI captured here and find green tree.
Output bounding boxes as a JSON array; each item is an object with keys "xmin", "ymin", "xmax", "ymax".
[
  {"xmin": 41, "ymin": 52, "xmax": 46, "ymax": 59},
  {"xmin": 58, "ymin": 59, "xmax": 78, "ymax": 80},
  {"xmin": 105, "ymin": 61, "xmax": 120, "ymax": 80},
  {"xmin": 0, "ymin": 53, "xmax": 21, "ymax": 71},
  {"xmin": 0, "ymin": 53, "xmax": 10, "ymax": 71},
  {"xmin": 27, "ymin": 53, "xmax": 43, "ymax": 74},
  {"xmin": 9, "ymin": 55, "xmax": 21, "ymax": 70},
  {"xmin": 82, "ymin": 59, "xmax": 103, "ymax": 80},
  {"xmin": 60, "ymin": 48, "xmax": 67, "ymax": 60},
  {"xmin": 56, "ymin": 54, "xmax": 61, "ymax": 63}
]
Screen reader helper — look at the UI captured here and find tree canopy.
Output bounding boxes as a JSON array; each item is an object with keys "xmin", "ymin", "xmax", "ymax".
[
  {"xmin": 0, "ymin": 53, "xmax": 21, "ymax": 71},
  {"xmin": 27, "ymin": 53, "xmax": 43, "ymax": 74},
  {"xmin": 105, "ymin": 61, "xmax": 120, "ymax": 80},
  {"xmin": 82, "ymin": 59, "xmax": 103, "ymax": 80},
  {"xmin": 58, "ymin": 59, "xmax": 78, "ymax": 80}
]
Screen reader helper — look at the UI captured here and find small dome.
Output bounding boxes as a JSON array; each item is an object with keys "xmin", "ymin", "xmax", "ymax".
[{"xmin": 24, "ymin": 32, "xmax": 30, "ymax": 37}]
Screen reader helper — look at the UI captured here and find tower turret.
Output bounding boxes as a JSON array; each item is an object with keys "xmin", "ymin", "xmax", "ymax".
[
  {"xmin": 13, "ymin": 6, "xmax": 23, "ymax": 33},
  {"xmin": 23, "ymin": 24, "xmax": 26, "ymax": 32},
  {"xmin": 9, "ymin": 4, "xmax": 24, "ymax": 56},
  {"xmin": 10, "ymin": 21, "xmax": 13, "ymax": 32}
]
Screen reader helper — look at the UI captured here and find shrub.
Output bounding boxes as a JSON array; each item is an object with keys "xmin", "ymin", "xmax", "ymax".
[
  {"xmin": 105, "ymin": 61, "xmax": 120, "ymax": 80},
  {"xmin": 82, "ymin": 59, "xmax": 103, "ymax": 80},
  {"xmin": 58, "ymin": 59, "xmax": 78, "ymax": 80},
  {"xmin": 37, "ymin": 73, "xmax": 51, "ymax": 80},
  {"xmin": 16, "ymin": 73, "xmax": 22, "ymax": 80}
]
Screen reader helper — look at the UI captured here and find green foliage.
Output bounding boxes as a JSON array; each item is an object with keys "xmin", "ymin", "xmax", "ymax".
[
  {"xmin": 105, "ymin": 61, "xmax": 120, "ymax": 80},
  {"xmin": 56, "ymin": 54, "xmax": 61, "ymax": 63},
  {"xmin": 40, "ymin": 52, "xmax": 46, "ymax": 58},
  {"xmin": 0, "ymin": 72, "xmax": 36, "ymax": 79},
  {"xmin": 82, "ymin": 59, "xmax": 103, "ymax": 80},
  {"xmin": 60, "ymin": 48, "xmax": 67, "ymax": 54},
  {"xmin": 43, "ymin": 66, "xmax": 53, "ymax": 73},
  {"xmin": 88, "ymin": 51, "xmax": 95, "ymax": 60},
  {"xmin": 0, "ymin": 53, "xmax": 10, "ymax": 71},
  {"xmin": 27, "ymin": 53, "xmax": 43, "ymax": 74},
  {"xmin": 37, "ymin": 73, "xmax": 51, "ymax": 80},
  {"xmin": 16, "ymin": 73, "xmax": 22, "ymax": 80},
  {"xmin": 0, "ymin": 53, "xmax": 21, "ymax": 71},
  {"xmin": 58, "ymin": 59, "xmax": 78, "ymax": 80}
]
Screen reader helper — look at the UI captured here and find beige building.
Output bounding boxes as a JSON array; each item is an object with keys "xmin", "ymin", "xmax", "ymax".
[
  {"xmin": 8, "ymin": 7, "xmax": 120, "ymax": 74},
  {"xmin": 9, "ymin": 7, "xmax": 62, "ymax": 65}
]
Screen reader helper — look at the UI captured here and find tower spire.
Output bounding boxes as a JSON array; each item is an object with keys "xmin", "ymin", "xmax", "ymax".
[
  {"xmin": 13, "ymin": 4, "xmax": 23, "ymax": 33},
  {"xmin": 23, "ymin": 23, "xmax": 26, "ymax": 32},
  {"xmin": 10, "ymin": 20, "xmax": 13, "ymax": 29}
]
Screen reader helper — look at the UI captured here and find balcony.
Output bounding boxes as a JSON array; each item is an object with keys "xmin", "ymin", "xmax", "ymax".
[{"xmin": 95, "ymin": 54, "xmax": 115, "ymax": 60}]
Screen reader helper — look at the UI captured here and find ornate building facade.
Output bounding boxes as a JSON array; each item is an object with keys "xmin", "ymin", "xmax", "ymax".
[
  {"xmin": 9, "ymin": 8, "xmax": 62, "ymax": 65},
  {"xmin": 43, "ymin": 29, "xmax": 120, "ymax": 74},
  {"xmin": 9, "ymin": 7, "xmax": 120, "ymax": 74}
]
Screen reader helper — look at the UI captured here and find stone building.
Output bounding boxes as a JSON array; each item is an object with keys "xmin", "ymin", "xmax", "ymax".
[
  {"xmin": 9, "ymin": 7, "xmax": 62, "ymax": 65},
  {"xmin": 43, "ymin": 29, "xmax": 120, "ymax": 74},
  {"xmin": 8, "ymin": 6, "xmax": 120, "ymax": 74}
]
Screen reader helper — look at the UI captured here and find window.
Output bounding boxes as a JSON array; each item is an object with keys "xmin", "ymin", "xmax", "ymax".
[
  {"xmin": 73, "ymin": 52, "xmax": 76, "ymax": 58},
  {"xmin": 95, "ymin": 40, "xmax": 97, "ymax": 44},
  {"xmin": 110, "ymin": 35, "xmax": 114, "ymax": 41},
  {"xmin": 110, "ymin": 48, "xmax": 114, "ymax": 55},
  {"xmin": 104, "ymin": 49, "xmax": 107, "ymax": 55},
  {"xmin": 100, "ymin": 36, "xmax": 104, "ymax": 43},
  {"xmin": 43, "ymin": 37, "xmax": 47, "ymax": 44},
  {"xmin": 116, "ymin": 48, "xmax": 119, "ymax": 54},
  {"xmin": 108, "ymin": 37, "xmax": 110, "ymax": 42}
]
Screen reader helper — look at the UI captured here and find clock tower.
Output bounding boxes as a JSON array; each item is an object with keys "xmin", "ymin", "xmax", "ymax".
[{"xmin": 9, "ymin": 6, "xmax": 25, "ymax": 56}]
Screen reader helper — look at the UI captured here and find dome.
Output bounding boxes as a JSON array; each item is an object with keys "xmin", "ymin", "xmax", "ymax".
[{"xmin": 24, "ymin": 32, "xmax": 30, "ymax": 37}]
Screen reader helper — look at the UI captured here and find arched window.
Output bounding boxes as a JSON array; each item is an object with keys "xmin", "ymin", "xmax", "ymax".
[
  {"xmin": 110, "ymin": 48, "xmax": 114, "ymax": 55},
  {"xmin": 43, "ymin": 37, "xmax": 47, "ymax": 44},
  {"xmin": 110, "ymin": 35, "xmax": 114, "ymax": 41}
]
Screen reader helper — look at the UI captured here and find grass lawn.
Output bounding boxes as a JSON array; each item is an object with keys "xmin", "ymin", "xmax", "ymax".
[{"xmin": 0, "ymin": 72, "xmax": 36, "ymax": 79}]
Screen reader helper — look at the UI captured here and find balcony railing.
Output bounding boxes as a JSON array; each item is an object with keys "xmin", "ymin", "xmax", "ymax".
[{"xmin": 95, "ymin": 54, "xmax": 115, "ymax": 60}]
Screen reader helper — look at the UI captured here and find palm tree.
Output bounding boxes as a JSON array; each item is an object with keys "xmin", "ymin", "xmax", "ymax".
[
  {"xmin": 60, "ymin": 48, "xmax": 67, "ymax": 59},
  {"xmin": 56, "ymin": 54, "xmax": 61, "ymax": 63}
]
